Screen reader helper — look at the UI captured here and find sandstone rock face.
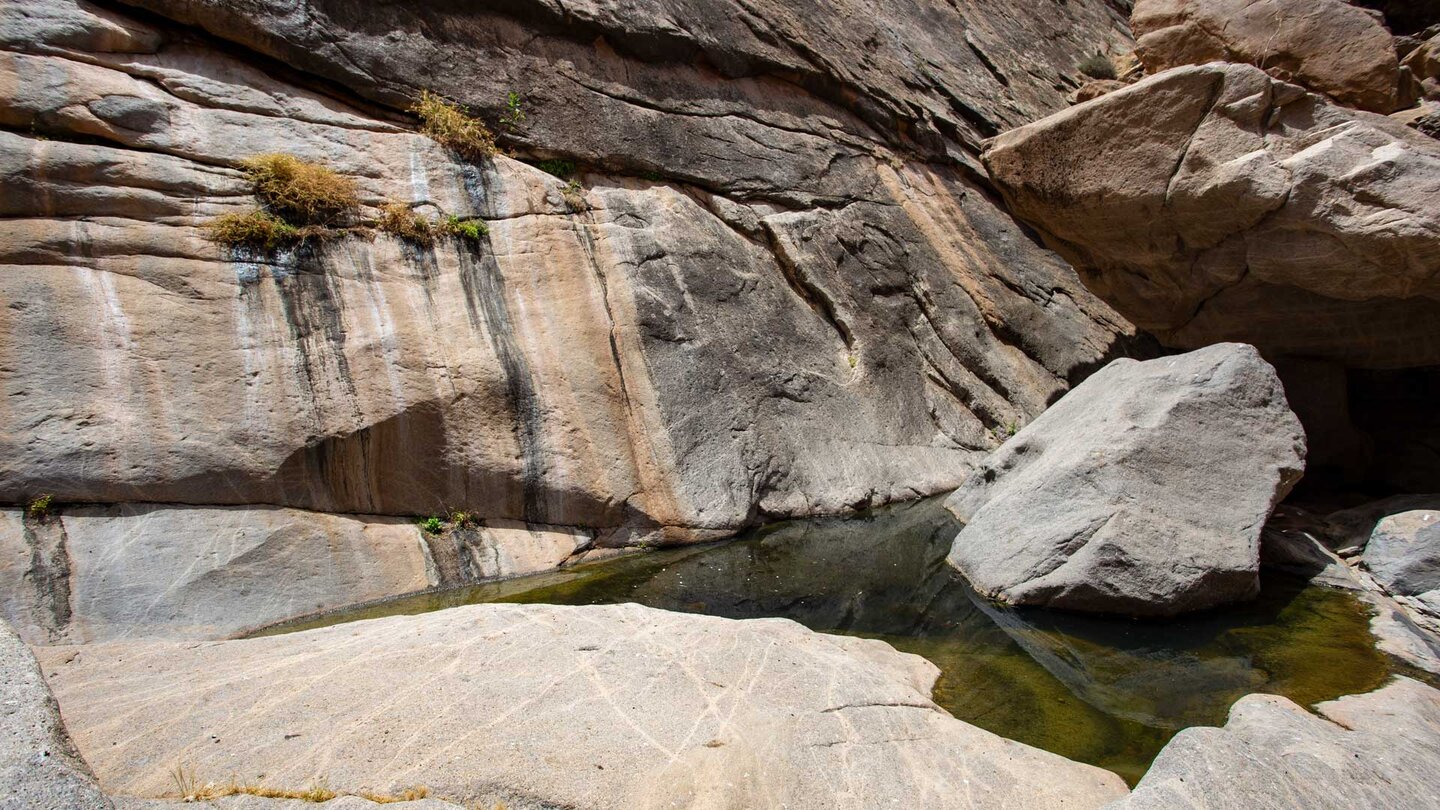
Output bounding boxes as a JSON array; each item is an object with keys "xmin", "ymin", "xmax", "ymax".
[
  {"xmin": 0, "ymin": 505, "xmax": 592, "ymax": 645},
  {"xmin": 1106, "ymin": 677, "xmax": 1440, "ymax": 809},
  {"xmin": 0, "ymin": 0, "xmax": 1137, "ymax": 551},
  {"xmin": 0, "ymin": 620, "xmax": 112, "ymax": 810},
  {"xmin": 984, "ymin": 62, "xmax": 1440, "ymax": 369},
  {"xmin": 1132, "ymin": 0, "xmax": 1404, "ymax": 113},
  {"xmin": 946, "ymin": 344, "xmax": 1306, "ymax": 616},
  {"xmin": 39, "ymin": 603, "xmax": 1130, "ymax": 809}
]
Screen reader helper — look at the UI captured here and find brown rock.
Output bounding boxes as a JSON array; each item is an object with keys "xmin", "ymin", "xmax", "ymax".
[
  {"xmin": 1132, "ymin": 0, "xmax": 1405, "ymax": 113},
  {"xmin": 983, "ymin": 63, "xmax": 1440, "ymax": 369},
  {"xmin": 1068, "ymin": 79, "xmax": 1128, "ymax": 104}
]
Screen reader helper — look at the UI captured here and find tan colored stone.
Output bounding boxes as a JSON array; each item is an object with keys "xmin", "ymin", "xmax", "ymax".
[
  {"xmin": 39, "ymin": 603, "xmax": 1130, "ymax": 809},
  {"xmin": 983, "ymin": 62, "xmax": 1440, "ymax": 368},
  {"xmin": 1132, "ymin": 0, "xmax": 1404, "ymax": 112}
]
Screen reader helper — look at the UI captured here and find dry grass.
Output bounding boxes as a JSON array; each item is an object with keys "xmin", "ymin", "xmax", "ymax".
[
  {"xmin": 377, "ymin": 202, "xmax": 436, "ymax": 244},
  {"xmin": 239, "ymin": 153, "xmax": 360, "ymax": 226},
  {"xmin": 413, "ymin": 90, "xmax": 496, "ymax": 161},
  {"xmin": 1077, "ymin": 52, "xmax": 1117, "ymax": 80},
  {"xmin": 170, "ymin": 765, "xmax": 430, "ymax": 805},
  {"xmin": 205, "ymin": 209, "xmax": 301, "ymax": 248}
]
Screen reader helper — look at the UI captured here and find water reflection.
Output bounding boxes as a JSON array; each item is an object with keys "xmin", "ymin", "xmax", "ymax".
[{"xmin": 260, "ymin": 497, "xmax": 1392, "ymax": 784}]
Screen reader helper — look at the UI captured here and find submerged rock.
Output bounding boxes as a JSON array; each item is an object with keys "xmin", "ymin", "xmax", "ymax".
[
  {"xmin": 1132, "ymin": 0, "xmax": 1404, "ymax": 113},
  {"xmin": 983, "ymin": 62, "xmax": 1440, "ymax": 369},
  {"xmin": 0, "ymin": 619, "xmax": 112, "ymax": 810},
  {"xmin": 38, "ymin": 603, "xmax": 1129, "ymax": 809},
  {"xmin": 946, "ymin": 343, "xmax": 1306, "ymax": 616},
  {"xmin": 1106, "ymin": 677, "xmax": 1440, "ymax": 809}
]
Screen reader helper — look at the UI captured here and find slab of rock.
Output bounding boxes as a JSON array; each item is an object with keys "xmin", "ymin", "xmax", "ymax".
[
  {"xmin": 1365, "ymin": 510, "xmax": 1440, "ymax": 595},
  {"xmin": 0, "ymin": 505, "xmax": 591, "ymax": 645},
  {"xmin": 0, "ymin": 619, "xmax": 112, "ymax": 810},
  {"xmin": 38, "ymin": 603, "xmax": 1129, "ymax": 810},
  {"xmin": 1132, "ymin": 0, "xmax": 1404, "ymax": 112},
  {"xmin": 946, "ymin": 344, "xmax": 1306, "ymax": 616},
  {"xmin": 1105, "ymin": 677, "xmax": 1440, "ymax": 809},
  {"xmin": 984, "ymin": 62, "xmax": 1440, "ymax": 369}
]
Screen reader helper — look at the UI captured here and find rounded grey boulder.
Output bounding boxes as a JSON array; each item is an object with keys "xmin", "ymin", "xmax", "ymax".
[{"xmin": 945, "ymin": 343, "xmax": 1306, "ymax": 616}]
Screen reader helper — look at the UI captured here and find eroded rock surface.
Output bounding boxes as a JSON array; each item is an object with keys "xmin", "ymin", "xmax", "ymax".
[
  {"xmin": 983, "ymin": 62, "xmax": 1440, "ymax": 368},
  {"xmin": 0, "ymin": 0, "xmax": 1137, "ymax": 549},
  {"xmin": 1132, "ymin": 0, "xmax": 1405, "ymax": 113},
  {"xmin": 38, "ymin": 602, "xmax": 1130, "ymax": 810},
  {"xmin": 1106, "ymin": 677, "xmax": 1440, "ymax": 809},
  {"xmin": 946, "ymin": 344, "xmax": 1306, "ymax": 616}
]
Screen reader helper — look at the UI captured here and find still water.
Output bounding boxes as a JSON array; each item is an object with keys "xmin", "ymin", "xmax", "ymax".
[{"xmin": 260, "ymin": 497, "xmax": 1396, "ymax": 784}]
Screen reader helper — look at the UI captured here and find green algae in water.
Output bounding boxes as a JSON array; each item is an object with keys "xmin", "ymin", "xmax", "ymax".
[{"xmin": 257, "ymin": 497, "xmax": 1395, "ymax": 785}]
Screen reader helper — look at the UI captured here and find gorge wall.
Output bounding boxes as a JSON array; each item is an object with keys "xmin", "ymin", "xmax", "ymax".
[{"xmin": 0, "ymin": 0, "xmax": 1142, "ymax": 641}]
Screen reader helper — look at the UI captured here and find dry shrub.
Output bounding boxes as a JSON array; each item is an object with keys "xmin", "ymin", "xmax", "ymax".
[
  {"xmin": 1078, "ymin": 53, "xmax": 1117, "ymax": 80},
  {"xmin": 377, "ymin": 202, "xmax": 436, "ymax": 244},
  {"xmin": 205, "ymin": 209, "xmax": 300, "ymax": 248},
  {"xmin": 413, "ymin": 90, "xmax": 496, "ymax": 160},
  {"xmin": 239, "ymin": 153, "xmax": 360, "ymax": 226}
]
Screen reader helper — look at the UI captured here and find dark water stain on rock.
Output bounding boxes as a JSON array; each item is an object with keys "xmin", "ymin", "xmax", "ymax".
[
  {"xmin": 19, "ymin": 511, "xmax": 73, "ymax": 642},
  {"xmin": 260, "ymin": 496, "xmax": 1408, "ymax": 785}
]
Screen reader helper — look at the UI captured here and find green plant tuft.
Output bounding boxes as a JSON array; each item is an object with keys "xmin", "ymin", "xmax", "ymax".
[
  {"xmin": 413, "ymin": 90, "xmax": 496, "ymax": 161},
  {"xmin": 239, "ymin": 153, "xmax": 360, "ymax": 226},
  {"xmin": 499, "ymin": 91, "xmax": 526, "ymax": 131},
  {"xmin": 438, "ymin": 215, "xmax": 487, "ymax": 241},
  {"xmin": 26, "ymin": 493, "xmax": 53, "ymax": 519},
  {"xmin": 205, "ymin": 210, "xmax": 301, "ymax": 249},
  {"xmin": 535, "ymin": 158, "xmax": 576, "ymax": 179},
  {"xmin": 1078, "ymin": 52, "xmax": 1117, "ymax": 81},
  {"xmin": 419, "ymin": 516, "xmax": 445, "ymax": 535}
]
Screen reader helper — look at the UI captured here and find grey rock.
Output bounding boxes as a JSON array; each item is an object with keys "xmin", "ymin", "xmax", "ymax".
[
  {"xmin": 1364, "ymin": 510, "xmax": 1440, "ymax": 596},
  {"xmin": 946, "ymin": 344, "xmax": 1306, "ymax": 616},
  {"xmin": 1106, "ymin": 677, "xmax": 1440, "ymax": 809},
  {"xmin": 38, "ymin": 603, "xmax": 1129, "ymax": 809},
  {"xmin": 0, "ymin": 619, "xmax": 112, "ymax": 810},
  {"xmin": 0, "ymin": 505, "xmax": 591, "ymax": 645}
]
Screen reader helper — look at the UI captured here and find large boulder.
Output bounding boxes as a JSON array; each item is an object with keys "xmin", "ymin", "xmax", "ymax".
[
  {"xmin": 37, "ymin": 603, "xmax": 1129, "ymax": 809},
  {"xmin": 946, "ymin": 343, "xmax": 1306, "ymax": 616},
  {"xmin": 1131, "ymin": 0, "xmax": 1404, "ymax": 113},
  {"xmin": 0, "ymin": 619, "xmax": 112, "ymax": 810},
  {"xmin": 983, "ymin": 62, "xmax": 1440, "ymax": 369},
  {"xmin": 1105, "ymin": 677, "xmax": 1440, "ymax": 809}
]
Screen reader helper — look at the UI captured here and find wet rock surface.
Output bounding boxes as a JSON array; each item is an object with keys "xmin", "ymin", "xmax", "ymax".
[
  {"xmin": 37, "ymin": 602, "xmax": 1130, "ymax": 810},
  {"xmin": 945, "ymin": 344, "xmax": 1305, "ymax": 616}
]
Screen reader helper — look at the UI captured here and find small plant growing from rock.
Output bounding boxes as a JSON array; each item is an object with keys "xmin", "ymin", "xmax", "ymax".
[
  {"xmin": 535, "ymin": 158, "xmax": 576, "ymax": 179},
  {"xmin": 26, "ymin": 493, "xmax": 53, "ymax": 519},
  {"xmin": 419, "ymin": 516, "xmax": 445, "ymax": 535},
  {"xmin": 239, "ymin": 153, "xmax": 360, "ymax": 226},
  {"xmin": 1005, "ymin": 420, "xmax": 1019, "ymax": 437},
  {"xmin": 414, "ymin": 90, "xmax": 496, "ymax": 160},
  {"xmin": 206, "ymin": 209, "xmax": 302, "ymax": 248},
  {"xmin": 448, "ymin": 509, "xmax": 477, "ymax": 528},
  {"xmin": 499, "ymin": 91, "xmax": 526, "ymax": 131},
  {"xmin": 562, "ymin": 178, "xmax": 587, "ymax": 211},
  {"xmin": 438, "ymin": 215, "xmax": 487, "ymax": 241},
  {"xmin": 1077, "ymin": 52, "xmax": 1117, "ymax": 81},
  {"xmin": 377, "ymin": 202, "xmax": 437, "ymax": 245}
]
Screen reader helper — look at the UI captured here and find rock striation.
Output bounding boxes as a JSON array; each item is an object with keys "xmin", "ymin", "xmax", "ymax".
[
  {"xmin": 1106, "ymin": 677, "xmax": 1440, "ymax": 809},
  {"xmin": 0, "ymin": 0, "xmax": 1138, "ymax": 557},
  {"xmin": 946, "ymin": 344, "xmax": 1306, "ymax": 616},
  {"xmin": 1132, "ymin": 0, "xmax": 1407, "ymax": 113},
  {"xmin": 38, "ymin": 602, "xmax": 1130, "ymax": 809},
  {"xmin": 983, "ymin": 61, "xmax": 1440, "ymax": 369}
]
